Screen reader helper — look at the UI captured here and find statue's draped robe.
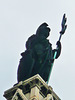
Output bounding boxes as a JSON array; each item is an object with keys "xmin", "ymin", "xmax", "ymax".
[{"xmin": 17, "ymin": 34, "xmax": 61, "ymax": 82}]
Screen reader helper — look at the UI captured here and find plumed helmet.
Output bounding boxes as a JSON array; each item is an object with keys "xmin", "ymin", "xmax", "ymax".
[{"xmin": 36, "ymin": 22, "xmax": 51, "ymax": 38}]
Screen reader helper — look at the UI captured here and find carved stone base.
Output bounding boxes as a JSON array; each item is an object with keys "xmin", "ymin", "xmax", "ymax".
[{"xmin": 3, "ymin": 74, "xmax": 61, "ymax": 100}]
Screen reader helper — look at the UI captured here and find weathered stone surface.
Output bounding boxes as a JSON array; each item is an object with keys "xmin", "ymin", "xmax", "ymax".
[{"xmin": 3, "ymin": 74, "xmax": 61, "ymax": 100}]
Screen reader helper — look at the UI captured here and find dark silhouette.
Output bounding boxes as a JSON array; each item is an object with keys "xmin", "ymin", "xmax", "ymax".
[{"xmin": 17, "ymin": 23, "xmax": 61, "ymax": 82}]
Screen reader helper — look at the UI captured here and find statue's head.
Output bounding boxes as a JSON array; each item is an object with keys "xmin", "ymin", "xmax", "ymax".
[{"xmin": 36, "ymin": 23, "xmax": 51, "ymax": 38}]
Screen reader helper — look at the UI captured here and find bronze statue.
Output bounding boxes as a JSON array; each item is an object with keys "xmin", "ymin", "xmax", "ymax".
[{"xmin": 17, "ymin": 14, "xmax": 67, "ymax": 83}]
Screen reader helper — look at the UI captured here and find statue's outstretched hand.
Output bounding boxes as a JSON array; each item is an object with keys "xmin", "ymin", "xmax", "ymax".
[{"xmin": 53, "ymin": 41, "xmax": 61, "ymax": 59}]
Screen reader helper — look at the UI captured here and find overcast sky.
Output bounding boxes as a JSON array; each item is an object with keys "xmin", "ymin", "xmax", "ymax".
[{"xmin": 0, "ymin": 0, "xmax": 75, "ymax": 100}]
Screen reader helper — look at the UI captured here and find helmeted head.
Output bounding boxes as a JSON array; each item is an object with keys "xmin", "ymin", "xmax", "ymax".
[{"xmin": 36, "ymin": 22, "xmax": 51, "ymax": 38}]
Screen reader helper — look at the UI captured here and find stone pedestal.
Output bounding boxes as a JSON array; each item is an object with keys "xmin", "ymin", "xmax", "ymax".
[{"xmin": 3, "ymin": 74, "xmax": 61, "ymax": 100}]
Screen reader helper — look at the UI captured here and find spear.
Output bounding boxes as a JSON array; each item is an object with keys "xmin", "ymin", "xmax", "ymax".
[{"xmin": 47, "ymin": 14, "xmax": 67, "ymax": 84}]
